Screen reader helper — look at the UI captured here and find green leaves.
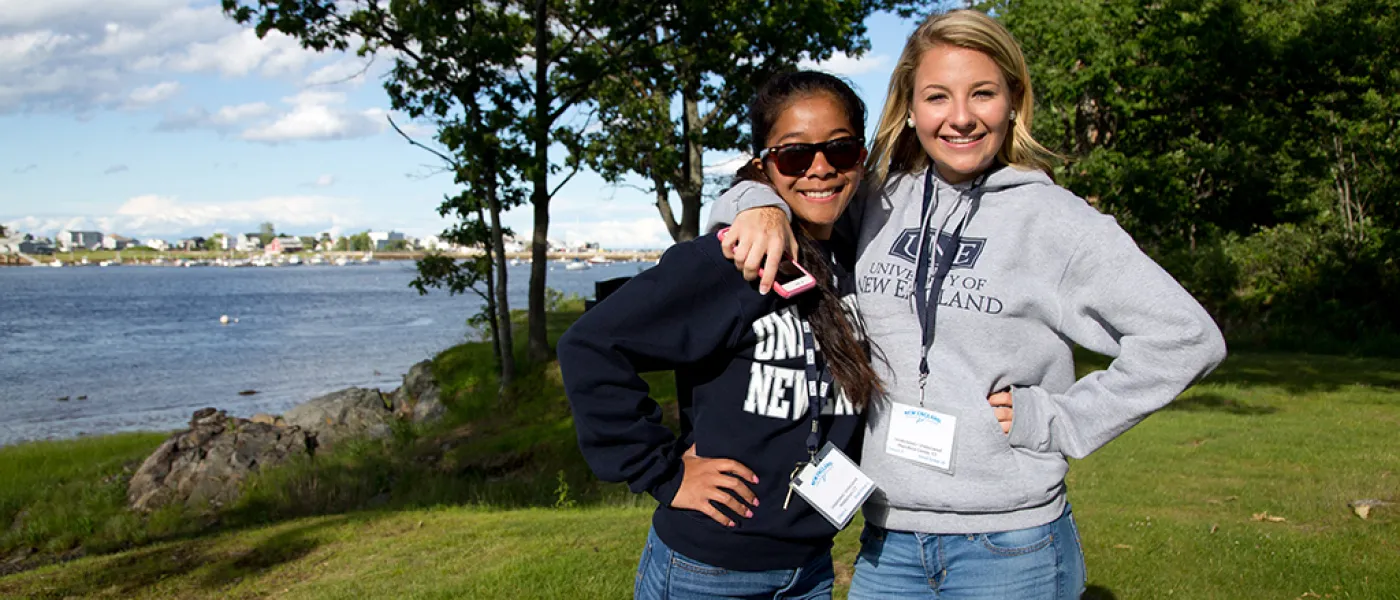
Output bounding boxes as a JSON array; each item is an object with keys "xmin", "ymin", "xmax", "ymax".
[{"xmin": 994, "ymin": 0, "xmax": 1400, "ymax": 347}]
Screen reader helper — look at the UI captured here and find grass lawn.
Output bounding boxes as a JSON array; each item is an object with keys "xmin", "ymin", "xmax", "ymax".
[{"xmin": 2, "ymin": 336, "xmax": 1396, "ymax": 598}]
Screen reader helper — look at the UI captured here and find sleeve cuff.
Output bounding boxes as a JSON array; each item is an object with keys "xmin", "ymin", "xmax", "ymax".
[
  {"xmin": 732, "ymin": 183, "xmax": 792, "ymax": 220},
  {"xmin": 1007, "ymin": 385, "xmax": 1054, "ymax": 453},
  {"xmin": 647, "ymin": 459, "xmax": 685, "ymax": 507}
]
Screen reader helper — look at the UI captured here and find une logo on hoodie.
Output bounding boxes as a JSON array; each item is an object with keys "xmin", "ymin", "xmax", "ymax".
[{"xmin": 889, "ymin": 228, "xmax": 986, "ymax": 269}]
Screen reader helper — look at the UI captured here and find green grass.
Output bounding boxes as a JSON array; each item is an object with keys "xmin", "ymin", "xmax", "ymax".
[
  {"xmin": 0, "ymin": 433, "xmax": 177, "ymax": 559},
  {"xmin": 2, "ymin": 322, "xmax": 1397, "ymax": 598}
]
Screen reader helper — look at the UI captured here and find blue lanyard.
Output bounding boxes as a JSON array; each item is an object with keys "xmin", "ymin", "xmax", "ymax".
[
  {"xmin": 799, "ymin": 317, "xmax": 834, "ymax": 459},
  {"xmin": 912, "ymin": 169, "xmax": 972, "ymax": 397}
]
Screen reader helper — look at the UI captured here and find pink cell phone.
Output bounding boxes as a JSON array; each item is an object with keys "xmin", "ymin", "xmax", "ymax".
[{"xmin": 717, "ymin": 227, "xmax": 816, "ymax": 298}]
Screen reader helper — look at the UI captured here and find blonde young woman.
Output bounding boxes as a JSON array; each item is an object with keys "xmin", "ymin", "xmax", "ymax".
[{"xmin": 709, "ymin": 10, "xmax": 1226, "ymax": 599}]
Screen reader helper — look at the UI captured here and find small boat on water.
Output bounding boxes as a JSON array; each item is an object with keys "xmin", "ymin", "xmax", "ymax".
[
  {"xmin": 586, "ymin": 256, "xmax": 612, "ymax": 265},
  {"xmin": 564, "ymin": 260, "xmax": 590, "ymax": 271},
  {"xmin": 360, "ymin": 252, "xmax": 378, "ymax": 265},
  {"xmin": 334, "ymin": 256, "xmax": 351, "ymax": 267}
]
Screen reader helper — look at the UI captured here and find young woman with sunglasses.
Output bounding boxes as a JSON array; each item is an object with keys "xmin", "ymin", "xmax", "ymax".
[
  {"xmin": 560, "ymin": 71, "xmax": 883, "ymax": 599},
  {"xmin": 709, "ymin": 10, "xmax": 1226, "ymax": 599}
]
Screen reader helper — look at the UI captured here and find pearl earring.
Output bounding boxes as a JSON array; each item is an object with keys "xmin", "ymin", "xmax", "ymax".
[
  {"xmin": 1009, "ymin": 109, "xmax": 1018, "ymax": 121},
  {"xmin": 906, "ymin": 116, "xmax": 914, "ymax": 128}
]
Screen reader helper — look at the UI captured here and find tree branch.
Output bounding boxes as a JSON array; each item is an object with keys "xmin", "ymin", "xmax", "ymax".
[{"xmin": 387, "ymin": 115, "xmax": 455, "ymax": 167}]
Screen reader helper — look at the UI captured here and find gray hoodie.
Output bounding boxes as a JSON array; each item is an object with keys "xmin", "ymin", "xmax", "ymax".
[{"xmin": 708, "ymin": 166, "xmax": 1227, "ymax": 534}]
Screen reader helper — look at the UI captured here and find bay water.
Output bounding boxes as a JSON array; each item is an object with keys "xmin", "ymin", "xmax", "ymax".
[{"xmin": 0, "ymin": 260, "xmax": 650, "ymax": 446}]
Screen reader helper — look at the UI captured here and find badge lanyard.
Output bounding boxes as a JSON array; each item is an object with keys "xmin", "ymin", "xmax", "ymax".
[
  {"xmin": 912, "ymin": 168, "xmax": 978, "ymax": 405},
  {"xmin": 785, "ymin": 316, "xmax": 835, "ymax": 510}
]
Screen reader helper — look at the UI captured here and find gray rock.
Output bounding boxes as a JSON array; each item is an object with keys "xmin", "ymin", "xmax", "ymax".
[
  {"xmin": 282, "ymin": 387, "xmax": 394, "ymax": 450},
  {"xmin": 412, "ymin": 387, "xmax": 445, "ymax": 424},
  {"xmin": 389, "ymin": 360, "xmax": 447, "ymax": 424},
  {"xmin": 127, "ymin": 408, "xmax": 315, "ymax": 513},
  {"xmin": 402, "ymin": 360, "xmax": 436, "ymax": 402}
]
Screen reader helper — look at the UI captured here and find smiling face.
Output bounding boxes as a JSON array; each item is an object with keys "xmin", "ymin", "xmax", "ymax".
[
  {"xmin": 759, "ymin": 94, "xmax": 865, "ymax": 239},
  {"xmin": 908, "ymin": 45, "xmax": 1013, "ymax": 184}
]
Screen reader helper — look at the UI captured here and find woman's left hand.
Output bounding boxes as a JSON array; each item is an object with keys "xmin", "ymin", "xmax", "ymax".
[{"xmin": 988, "ymin": 390, "xmax": 1014, "ymax": 435}]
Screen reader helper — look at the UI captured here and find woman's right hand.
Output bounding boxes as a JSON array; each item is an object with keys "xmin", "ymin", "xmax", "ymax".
[
  {"xmin": 719, "ymin": 207, "xmax": 796, "ymax": 295},
  {"xmin": 671, "ymin": 453, "xmax": 761, "ymax": 527}
]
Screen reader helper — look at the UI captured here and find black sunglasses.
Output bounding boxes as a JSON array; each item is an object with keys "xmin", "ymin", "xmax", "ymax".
[{"xmin": 759, "ymin": 137, "xmax": 865, "ymax": 177}]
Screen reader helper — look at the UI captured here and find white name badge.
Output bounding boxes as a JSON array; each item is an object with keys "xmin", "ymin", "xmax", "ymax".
[
  {"xmin": 885, "ymin": 402, "xmax": 958, "ymax": 474},
  {"xmin": 791, "ymin": 442, "xmax": 876, "ymax": 530}
]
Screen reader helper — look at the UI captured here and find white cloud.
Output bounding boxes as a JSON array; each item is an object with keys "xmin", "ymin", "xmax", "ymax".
[
  {"xmin": 0, "ymin": 1, "xmax": 332, "ymax": 114},
  {"xmin": 550, "ymin": 217, "xmax": 675, "ymax": 250},
  {"xmin": 124, "ymin": 80, "xmax": 179, "ymax": 107},
  {"xmin": 2, "ymin": 193, "xmax": 369, "ymax": 238},
  {"xmin": 703, "ymin": 153, "xmax": 752, "ymax": 176},
  {"xmin": 160, "ymin": 29, "xmax": 314, "ymax": 77},
  {"xmin": 799, "ymin": 52, "xmax": 890, "ymax": 77},
  {"xmin": 309, "ymin": 174, "xmax": 335, "ymax": 187},
  {"xmin": 156, "ymin": 101, "xmax": 273, "ymax": 132},
  {"xmin": 240, "ymin": 91, "xmax": 387, "ymax": 143},
  {"xmin": 0, "ymin": 0, "xmax": 180, "ymax": 30},
  {"xmin": 304, "ymin": 58, "xmax": 371, "ymax": 87}
]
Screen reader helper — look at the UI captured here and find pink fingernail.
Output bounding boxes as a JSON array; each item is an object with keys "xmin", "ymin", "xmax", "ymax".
[{"xmin": 746, "ymin": 510, "xmax": 753, "ymax": 518}]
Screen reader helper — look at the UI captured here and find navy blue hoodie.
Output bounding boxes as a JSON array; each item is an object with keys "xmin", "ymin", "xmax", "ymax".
[{"xmin": 558, "ymin": 232, "xmax": 865, "ymax": 571}]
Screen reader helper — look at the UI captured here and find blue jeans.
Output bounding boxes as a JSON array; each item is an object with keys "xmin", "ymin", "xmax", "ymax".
[
  {"xmin": 635, "ymin": 526, "xmax": 835, "ymax": 600},
  {"xmin": 848, "ymin": 506, "xmax": 1086, "ymax": 600}
]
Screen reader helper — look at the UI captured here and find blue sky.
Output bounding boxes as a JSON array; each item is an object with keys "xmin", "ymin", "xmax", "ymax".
[{"xmin": 1, "ymin": 1, "xmax": 922, "ymax": 249}]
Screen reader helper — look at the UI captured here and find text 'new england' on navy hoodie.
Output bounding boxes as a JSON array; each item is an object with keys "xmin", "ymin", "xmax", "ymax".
[{"xmin": 558, "ymin": 232, "xmax": 865, "ymax": 571}]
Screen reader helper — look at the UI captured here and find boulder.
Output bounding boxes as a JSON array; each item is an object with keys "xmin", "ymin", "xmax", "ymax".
[
  {"xmin": 127, "ymin": 408, "xmax": 315, "ymax": 512},
  {"xmin": 282, "ymin": 387, "xmax": 395, "ymax": 449},
  {"xmin": 390, "ymin": 360, "xmax": 446, "ymax": 424}
]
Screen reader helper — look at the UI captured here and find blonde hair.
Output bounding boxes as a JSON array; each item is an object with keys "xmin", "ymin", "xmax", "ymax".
[{"xmin": 867, "ymin": 9, "xmax": 1057, "ymax": 184}]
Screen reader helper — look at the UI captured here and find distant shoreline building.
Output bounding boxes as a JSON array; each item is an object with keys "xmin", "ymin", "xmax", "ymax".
[
  {"xmin": 56, "ymin": 230, "xmax": 103, "ymax": 252},
  {"xmin": 266, "ymin": 237, "xmax": 304, "ymax": 254}
]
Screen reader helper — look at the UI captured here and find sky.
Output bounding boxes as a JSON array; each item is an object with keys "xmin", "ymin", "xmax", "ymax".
[{"xmin": 0, "ymin": 1, "xmax": 922, "ymax": 249}]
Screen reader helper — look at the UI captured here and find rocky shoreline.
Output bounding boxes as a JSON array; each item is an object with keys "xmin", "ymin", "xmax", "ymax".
[{"xmin": 126, "ymin": 360, "xmax": 445, "ymax": 513}]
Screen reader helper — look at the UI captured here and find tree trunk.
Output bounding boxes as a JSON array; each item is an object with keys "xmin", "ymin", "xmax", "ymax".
[
  {"xmin": 527, "ymin": 0, "xmax": 553, "ymax": 363},
  {"xmin": 485, "ymin": 153, "xmax": 516, "ymax": 399},
  {"xmin": 476, "ymin": 206, "xmax": 504, "ymax": 374},
  {"xmin": 652, "ymin": 174, "xmax": 680, "ymax": 240},
  {"xmin": 676, "ymin": 90, "xmax": 704, "ymax": 242}
]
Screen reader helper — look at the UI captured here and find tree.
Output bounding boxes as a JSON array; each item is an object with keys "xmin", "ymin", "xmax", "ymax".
[
  {"xmin": 226, "ymin": 0, "xmax": 667, "ymax": 367},
  {"xmin": 978, "ymin": 0, "xmax": 1399, "ymax": 345},
  {"xmin": 257, "ymin": 221, "xmax": 276, "ymax": 246},
  {"xmin": 518, "ymin": 0, "xmax": 666, "ymax": 361},
  {"xmin": 225, "ymin": 0, "xmax": 551, "ymax": 394},
  {"xmin": 577, "ymin": 0, "xmax": 929, "ymax": 242},
  {"xmin": 347, "ymin": 232, "xmax": 373, "ymax": 252},
  {"xmin": 207, "ymin": 233, "xmax": 227, "ymax": 252}
]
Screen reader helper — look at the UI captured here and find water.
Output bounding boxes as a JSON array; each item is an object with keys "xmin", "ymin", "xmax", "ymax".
[{"xmin": 0, "ymin": 260, "xmax": 651, "ymax": 446}]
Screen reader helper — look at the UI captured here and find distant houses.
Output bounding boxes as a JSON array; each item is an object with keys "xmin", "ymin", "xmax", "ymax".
[
  {"xmin": 235, "ymin": 234, "xmax": 262, "ymax": 253},
  {"xmin": 56, "ymin": 230, "xmax": 103, "ymax": 252},
  {"xmin": 102, "ymin": 234, "xmax": 136, "ymax": 250},
  {"xmin": 1, "ymin": 233, "xmax": 55, "ymax": 255},
  {"xmin": 265, "ymin": 237, "xmax": 304, "ymax": 254},
  {"xmin": 367, "ymin": 230, "xmax": 405, "ymax": 251}
]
